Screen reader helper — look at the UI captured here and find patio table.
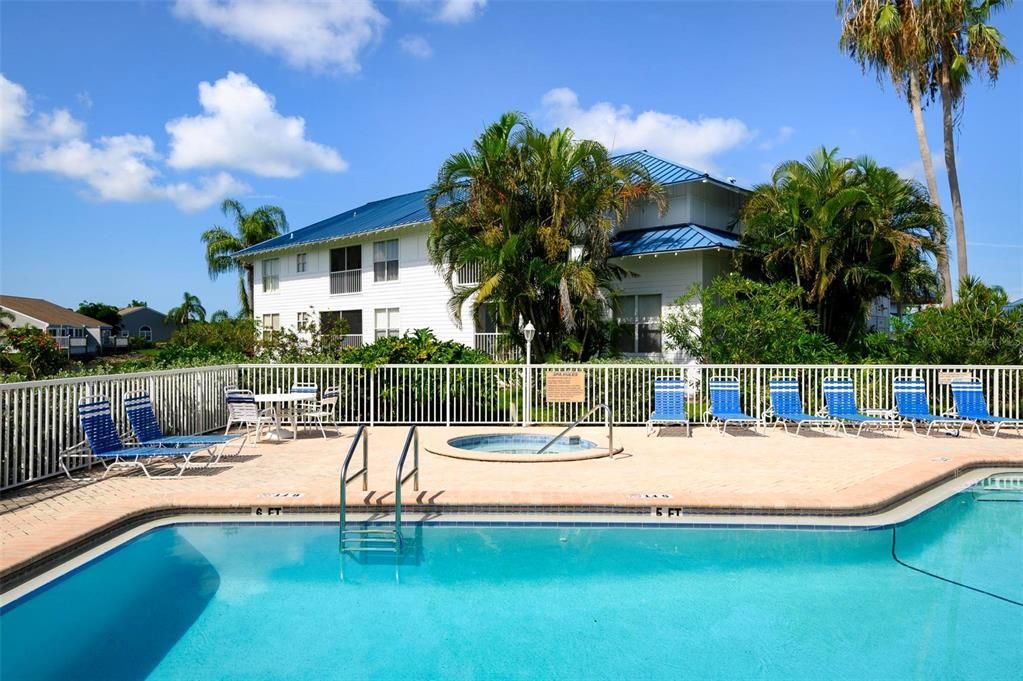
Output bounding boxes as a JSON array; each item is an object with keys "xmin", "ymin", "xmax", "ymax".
[{"xmin": 253, "ymin": 393, "xmax": 317, "ymax": 441}]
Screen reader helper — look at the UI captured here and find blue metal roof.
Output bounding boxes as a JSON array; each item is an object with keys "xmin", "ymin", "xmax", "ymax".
[
  {"xmin": 610, "ymin": 223, "xmax": 740, "ymax": 257},
  {"xmin": 235, "ymin": 152, "xmax": 746, "ymax": 258}
]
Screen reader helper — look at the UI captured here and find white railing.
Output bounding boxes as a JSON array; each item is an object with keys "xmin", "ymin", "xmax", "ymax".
[
  {"xmin": 0, "ymin": 365, "xmax": 237, "ymax": 490},
  {"xmin": 474, "ymin": 333, "xmax": 521, "ymax": 362},
  {"xmin": 457, "ymin": 262, "xmax": 482, "ymax": 286},
  {"xmin": 329, "ymin": 269, "xmax": 362, "ymax": 295},
  {"xmin": 2, "ymin": 363, "xmax": 1020, "ymax": 490}
]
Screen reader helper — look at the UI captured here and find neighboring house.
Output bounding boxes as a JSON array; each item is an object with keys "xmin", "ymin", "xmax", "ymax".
[
  {"xmin": 118, "ymin": 305, "xmax": 176, "ymax": 343},
  {"xmin": 235, "ymin": 151, "xmax": 749, "ymax": 362},
  {"xmin": 0, "ymin": 295, "xmax": 116, "ymax": 355}
]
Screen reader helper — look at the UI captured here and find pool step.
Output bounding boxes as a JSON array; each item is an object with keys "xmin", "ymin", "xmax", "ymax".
[{"xmin": 341, "ymin": 527, "xmax": 403, "ymax": 554}]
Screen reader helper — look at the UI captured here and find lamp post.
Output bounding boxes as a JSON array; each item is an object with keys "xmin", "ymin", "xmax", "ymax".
[{"xmin": 523, "ymin": 321, "xmax": 535, "ymax": 427}]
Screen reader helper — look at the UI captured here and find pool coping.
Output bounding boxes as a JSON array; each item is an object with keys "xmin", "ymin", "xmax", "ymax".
[{"xmin": 2, "ymin": 463, "xmax": 1019, "ymax": 601}]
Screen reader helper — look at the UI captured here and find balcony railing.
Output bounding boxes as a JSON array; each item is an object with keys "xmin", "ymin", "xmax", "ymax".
[
  {"xmin": 330, "ymin": 269, "xmax": 362, "ymax": 295},
  {"xmin": 323, "ymin": 334, "xmax": 363, "ymax": 350},
  {"xmin": 55, "ymin": 336, "xmax": 88, "ymax": 353},
  {"xmin": 456, "ymin": 262, "xmax": 482, "ymax": 286},
  {"xmin": 474, "ymin": 332, "xmax": 520, "ymax": 362}
]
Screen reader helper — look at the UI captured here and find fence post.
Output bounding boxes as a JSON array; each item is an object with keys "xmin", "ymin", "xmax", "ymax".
[
  {"xmin": 522, "ymin": 365, "xmax": 530, "ymax": 427},
  {"xmin": 445, "ymin": 366, "xmax": 451, "ymax": 427},
  {"xmin": 370, "ymin": 367, "xmax": 376, "ymax": 427}
]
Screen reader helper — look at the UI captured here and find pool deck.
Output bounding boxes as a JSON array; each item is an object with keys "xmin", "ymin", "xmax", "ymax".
[{"xmin": 2, "ymin": 424, "xmax": 1021, "ymax": 584}]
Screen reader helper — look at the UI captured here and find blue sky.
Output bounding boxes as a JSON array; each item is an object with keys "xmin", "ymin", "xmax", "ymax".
[{"xmin": 2, "ymin": 0, "xmax": 1020, "ymax": 314}]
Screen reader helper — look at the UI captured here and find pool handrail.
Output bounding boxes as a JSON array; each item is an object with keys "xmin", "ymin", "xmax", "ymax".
[
  {"xmin": 394, "ymin": 425, "xmax": 420, "ymax": 549},
  {"xmin": 535, "ymin": 403, "xmax": 615, "ymax": 458},
  {"xmin": 338, "ymin": 424, "xmax": 369, "ymax": 548}
]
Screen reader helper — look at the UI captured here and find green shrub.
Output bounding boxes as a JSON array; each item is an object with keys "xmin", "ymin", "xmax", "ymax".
[
  {"xmin": 339, "ymin": 328, "xmax": 491, "ymax": 367},
  {"xmin": 662, "ymin": 274, "xmax": 844, "ymax": 364}
]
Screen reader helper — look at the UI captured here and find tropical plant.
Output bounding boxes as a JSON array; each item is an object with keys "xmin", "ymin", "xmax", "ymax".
[
  {"xmin": 920, "ymin": 0, "xmax": 1014, "ymax": 285},
  {"xmin": 838, "ymin": 0, "xmax": 954, "ymax": 306},
  {"xmin": 76, "ymin": 301, "xmax": 121, "ymax": 330},
  {"xmin": 663, "ymin": 275, "xmax": 845, "ymax": 363},
  {"xmin": 0, "ymin": 309, "xmax": 15, "ymax": 330},
  {"xmin": 3, "ymin": 327, "xmax": 68, "ymax": 379},
  {"xmin": 867, "ymin": 276, "xmax": 1023, "ymax": 363},
  {"xmin": 209, "ymin": 309, "xmax": 231, "ymax": 323},
  {"xmin": 127, "ymin": 299, "xmax": 147, "ymax": 307},
  {"xmin": 339, "ymin": 328, "xmax": 490, "ymax": 367},
  {"xmin": 165, "ymin": 292, "xmax": 207, "ymax": 326},
  {"xmin": 738, "ymin": 147, "xmax": 946, "ymax": 347},
  {"xmin": 201, "ymin": 199, "xmax": 289, "ymax": 317},
  {"xmin": 426, "ymin": 112, "xmax": 665, "ymax": 360}
]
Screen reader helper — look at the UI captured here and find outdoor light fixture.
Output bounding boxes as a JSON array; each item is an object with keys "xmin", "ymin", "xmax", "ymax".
[{"xmin": 523, "ymin": 321, "xmax": 535, "ymax": 367}]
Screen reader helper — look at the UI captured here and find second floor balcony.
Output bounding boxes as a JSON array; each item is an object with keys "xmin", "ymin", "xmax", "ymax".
[{"xmin": 330, "ymin": 269, "xmax": 361, "ymax": 296}]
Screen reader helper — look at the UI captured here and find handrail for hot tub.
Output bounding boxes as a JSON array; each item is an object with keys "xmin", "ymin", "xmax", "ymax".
[
  {"xmin": 393, "ymin": 425, "xmax": 420, "ymax": 549},
  {"xmin": 535, "ymin": 403, "xmax": 614, "ymax": 458}
]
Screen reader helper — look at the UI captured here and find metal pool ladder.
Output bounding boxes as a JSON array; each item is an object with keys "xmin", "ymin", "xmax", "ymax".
[
  {"xmin": 535, "ymin": 403, "xmax": 615, "ymax": 457},
  {"xmin": 339, "ymin": 425, "xmax": 419, "ymax": 554}
]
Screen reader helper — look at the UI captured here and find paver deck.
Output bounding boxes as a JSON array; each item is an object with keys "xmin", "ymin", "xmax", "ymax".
[{"xmin": 2, "ymin": 425, "xmax": 1021, "ymax": 583}]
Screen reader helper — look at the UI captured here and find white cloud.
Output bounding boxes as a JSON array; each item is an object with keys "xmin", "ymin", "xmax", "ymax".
[
  {"xmin": 435, "ymin": 0, "xmax": 487, "ymax": 23},
  {"xmin": 4, "ymin": 74, "xmax": 250, "ymax": 212},
  {"xmin": 0, "ymin": 74, "xmax": 84, "ymax": 151},
  {"xmin": 16, "ymin": 135, "xmax": 249, "ymax": 212},
  {"xmin": 399, "ymin": 35, "xmax": 433, "ymax": 59},
  {"xmin": 896, "ymin": 154, "xmax": 946, "ymax": 184},
  {"xmin": 166, "ymin": 72, "xmax": 347, "ymax": 178},
  {"xmin": 173, "ymin": 0, "xmax": 387, "ymax": 73},
  {"xmin": 757, "ymin": 126, "xmax": 795, "ymax": 151},
  {"xmin": 539, "ymin": 87, "xmax": 753, "ymax": 172}
]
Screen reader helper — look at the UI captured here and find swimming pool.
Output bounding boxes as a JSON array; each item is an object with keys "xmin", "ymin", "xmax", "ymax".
[{"xmin": 2, "ymin": 484, "xmax": 1021, "ymax": 680}]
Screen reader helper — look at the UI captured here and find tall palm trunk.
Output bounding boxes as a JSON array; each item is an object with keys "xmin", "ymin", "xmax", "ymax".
[
  {"xmin": 244, "ymin": 265, "xmax": 255, "ymax": 319},
  {"xmin": 939, "ymin": 54, "xmax": 969, "ymax": 287},
  {"xmin": 908, "ymin": 70, "xmax": 954, "ymax": 307}
]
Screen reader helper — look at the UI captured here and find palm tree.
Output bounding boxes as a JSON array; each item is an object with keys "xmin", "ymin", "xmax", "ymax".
[
  {"xmin": 202, "ymin": 199, "xmax": 289, "ymax": 317},
  {"xmin": 426, "ymin": 113, "xmax": 665, "ymax": 359},
  {"xmin": 739, "ymin": 147, "xmax": 946, "ymax": 345},
  {"xmin": 166, "ymin": 292, "xmax": 207, "ymax": 326},
  {"xmin": 209, "ymin": 309, "xmax": 231, "ymax": 323},
  {"xmin": 839, "ymin": 0, "xmax": 954, "ymax": 306},
  {"xmin": 920, "ymin": 0, "xmax": 1014, "ymax": 285}
]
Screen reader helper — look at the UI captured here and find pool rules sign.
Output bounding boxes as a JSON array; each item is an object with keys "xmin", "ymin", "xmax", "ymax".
[{"xmin": 546, "ymin": 370, "xmax": 585, "ymax": 403}]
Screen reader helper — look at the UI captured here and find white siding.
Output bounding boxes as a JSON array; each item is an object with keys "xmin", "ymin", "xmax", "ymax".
[
  {"xmin": 621, "ymin": 183, "xmax": 743, "ymax": 232},
  {"xmin": 251, "ymin": 225, "xmax": 475, "ymax": 345}
]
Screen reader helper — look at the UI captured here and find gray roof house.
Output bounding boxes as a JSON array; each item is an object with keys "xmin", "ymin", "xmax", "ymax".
[
  {"xmin": 118, "ymin": 305, "xmax": 176, "ymax": 343},
  {"xmin": 0, "ymin": 295, "xmax": 115, "ymax": 355}
]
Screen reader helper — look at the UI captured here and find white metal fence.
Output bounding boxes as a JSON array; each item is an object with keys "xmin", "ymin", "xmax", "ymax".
[{"xmin": 2, "ymin": 363, "xmax": 1020, "ymax": 490}]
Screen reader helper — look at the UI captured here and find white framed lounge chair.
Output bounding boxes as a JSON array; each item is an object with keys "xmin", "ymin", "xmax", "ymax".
[
  {"xmin": 822, "ymin": 377, "xmax": 901, "ymax": 436},
  {"xmin": 646, "ymin": 378, "xmax": 690, "ymax": 436},
  {"xmin": 706, "ymin": 376, "xmax": 760, "ymax": 435},
  {"xmin": 893, "ymin": 377, "xmax": 972, "ymax": 436},
  {"xmin": 951, "ymin": 378, "xmax": 1023, "ymax": 438},
  {"xmin": 61, "ymin": 396, "xmax": 212, "ymax": 480},
  {"xmin": 125, "ymin": 390, "xmax": 247, "ymax": 464},
  {"xmin": 768, "ymin": 377, "xmax": 841, "ymax": 435}
]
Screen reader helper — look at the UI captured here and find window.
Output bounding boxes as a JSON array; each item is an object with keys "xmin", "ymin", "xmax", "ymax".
[
  {"xmin": 329, "ymin": 245, "xmax": 362, "ymax": 294},
  {"xmin": 120, "ymin": 327, "xmax": 129, "ymax": 338},
  {"xmin": 297, "ymin": 311, "xmax": 309, "ymax": 330},
  {"xmin": 374, "ymin": 308, "xmax": 400, "ymax": 339},
  {"xmin": 614, "ymin": 294, "xmax": 662, "ymax": 354},
  {"xmin": 373, "ymin": 239, "xmax": 399, "ymax": 282},
  {"xmin": 296, "ymin": 253, "xmax": 307, "ymax": 273},
  {"xmin": 262, "ymin": 258, "xmax": 279, "ymax": 293},
  {"xmin": 139, "ymin": 326, "xmax": 152, "ymax": 342},
  {"xmin": 457, "ymin": 261, "xmax": 481, "ymax": 285},
  {"xmin": 261, "ymin": 313, "xmax": 280, "ymax": 339},
  {"xmin": 474, "ymin": 303, "xmax": 499, "ymax": 333}
]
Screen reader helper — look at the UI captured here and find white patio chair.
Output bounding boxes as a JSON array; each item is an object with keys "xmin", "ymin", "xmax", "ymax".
[
  {"xmin": 303, "ymin": 387, "xmax": 340, "ymax": 438},
  {"xmin": 226, "ymin": 390, "xmax": 278, "ymax": 444}
]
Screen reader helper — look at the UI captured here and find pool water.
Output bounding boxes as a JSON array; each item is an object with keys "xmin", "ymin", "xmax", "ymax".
[
  {"xmin": 448, "ymin": 433, "xmax": 600, "ymax": 455},
  {"xmin": 2, "ymin": 487, "xmax": 1021, "ymax": 680}
]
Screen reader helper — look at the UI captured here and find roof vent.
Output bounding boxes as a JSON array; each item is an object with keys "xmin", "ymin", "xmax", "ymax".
[{"xmin": 727, "ymin": 177, "xmax": 736, "ymax": 184}]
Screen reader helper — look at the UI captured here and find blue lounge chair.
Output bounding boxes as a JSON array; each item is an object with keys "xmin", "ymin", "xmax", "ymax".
[
  {"xmin": 706, "ymin": 376, "xmax": 760, "ymax": 434},
  {"xmin": 822, "ymin": 377, "xmax": 901, "ymax": 436},
  {"xmin": 951, "ymin": 378, "xmax": 1023, "ymax": 438},
  {"xmin": 768, "ymin": 377, "xmax": 841, "ymax": 435},
  {"xmin": 646, "ymin": 379, "xmax": 690, "ymax": 436},
  {"xmin": 893, "ymin": 378, "xmax": 972, "ymax": 436},
  {"xmin": 125, "ymin": 391, "xmax": 246, "ymax": 464},
  {"xmin": 61, "ymin": 396, "xmax": 211, "ymax": 480}
]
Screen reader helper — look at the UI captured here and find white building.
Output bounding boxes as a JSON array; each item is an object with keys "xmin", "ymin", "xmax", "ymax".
[{"xmin": 235, "ymin": 152, "xmax": 749, "ymax": 361}]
